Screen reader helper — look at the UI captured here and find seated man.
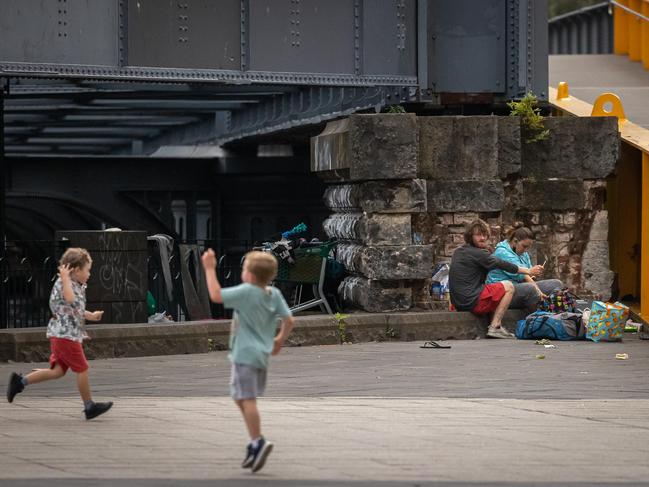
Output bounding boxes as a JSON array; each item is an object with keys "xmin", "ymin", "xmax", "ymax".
[
  {"xmin": 486, "ymin": 222, "xmax": 563, "ymax": 310},
  {"xmin": 449, "ymin": 219, "xmax": 543, "ymax": 339}
]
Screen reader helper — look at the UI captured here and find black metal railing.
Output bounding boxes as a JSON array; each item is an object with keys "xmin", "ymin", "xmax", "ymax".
[
  {"xmin": 0, "ymin": 240, "xmax": 70, "ymax": 328},
  {"xmin": 0, "ymin": 239, "xmax": 248, "ymax": 329}
]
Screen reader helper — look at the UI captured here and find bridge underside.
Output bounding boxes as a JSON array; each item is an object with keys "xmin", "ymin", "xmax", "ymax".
[
  {"xmin": 1, "ymin": 0, "xmax": 548, "ymax": 158},
  {"xmin": 0, "ymin": 0, "xmax": 549, "ymax": 247},
  {"xmin": 3, "ymin": 78, "xmax": 415, "ymax": 158}
]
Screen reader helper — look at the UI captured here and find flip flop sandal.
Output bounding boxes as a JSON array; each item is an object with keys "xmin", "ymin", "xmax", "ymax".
[{"xmin": 420, "ymin": 340, "xmax": 451, "ymax": 349}]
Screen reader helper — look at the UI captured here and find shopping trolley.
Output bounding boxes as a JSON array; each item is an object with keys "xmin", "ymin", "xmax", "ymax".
[{"xmin": 273, "ymin": 241, "xmax": 337, "ymax": 315}]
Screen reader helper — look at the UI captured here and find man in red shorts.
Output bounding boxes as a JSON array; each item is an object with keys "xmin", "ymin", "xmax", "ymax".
[{"xmin": 448, "ymin": 220, "xmax": 543, "ymax": 338}]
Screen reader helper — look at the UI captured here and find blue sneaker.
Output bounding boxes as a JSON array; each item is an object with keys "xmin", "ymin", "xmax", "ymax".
[
  {"xmin": 251, "ymin": 437, "xmax": 273, "ymax": 473},
  {"xmin": 241, "ymin": 443, "xmax": 255, "ymax": 468}
]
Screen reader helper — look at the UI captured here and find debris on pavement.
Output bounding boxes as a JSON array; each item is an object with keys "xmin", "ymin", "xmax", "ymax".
[
  {"xmin": 536, "ymin": 354, "xmax": 546, "ymax": 359},
  {"xmin": 615, "ymin": 353, "xmax": 629, "ymax": 360},
  {"xmin": 625, "ymin": 320, "xmax": 642, "ymax": 333},
  {"xmin": 535, "ymin": 339, "xmax": 552, "ymax": 346}
]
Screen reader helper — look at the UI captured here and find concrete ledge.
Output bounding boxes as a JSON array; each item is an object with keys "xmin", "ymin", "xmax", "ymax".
[{"xmin": 0, "ymin": 310, "xmax": 528, "ymax": 363}]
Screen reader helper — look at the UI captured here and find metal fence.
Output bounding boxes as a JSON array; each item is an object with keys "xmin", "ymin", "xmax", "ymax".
[
  {"xmin": 549, "ymin": 2, "xmax": 613, "ymax": 54},
  {"xmin": 0, "ymin": 240, "xmax": 71, "ymax": 328},
  {"xmin": 0, "ymin": 239, "xmax": 248, "ymax": 329}
]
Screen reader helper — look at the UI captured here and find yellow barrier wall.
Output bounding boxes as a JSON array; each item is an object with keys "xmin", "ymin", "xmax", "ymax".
[
  {"xmin": 615, "ymin": 0, "xmax": 649, "ymax": 69},
  {"xmin": 551, "ymin": 86, "xmax": 649, "ymax": 320}
]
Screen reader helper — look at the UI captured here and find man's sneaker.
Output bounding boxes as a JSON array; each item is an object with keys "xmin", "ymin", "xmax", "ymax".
[
  {"xmin": 84, "ymin": 401, "xmax": 113, "ymax": 420},
  {"xmin": 7, "ymin": 372, "xmax": 24, "ymax": 403},
  {"xmin": 487, "ymin": 326, "xmax": 515, "ymax": 339},
  {"xmin": 241, "ymin": 443, "xmax": 255, "ymax": 468},
  {"xmin": 251, "ymin": 437, "xmax": 273, "ymax": 473}
]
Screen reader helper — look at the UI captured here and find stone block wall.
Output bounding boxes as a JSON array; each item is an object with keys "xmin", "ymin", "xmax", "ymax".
[
  {"xmin": 312, "ymin": 114, "xmax": 433, "ymax": 312},
  {"xmin": 419, "ymin": 115, "xmax": 619, "ymax": 304},
  {"xmin": 311, "ymin": 114, "xmax": 620, "ymax": 312}
]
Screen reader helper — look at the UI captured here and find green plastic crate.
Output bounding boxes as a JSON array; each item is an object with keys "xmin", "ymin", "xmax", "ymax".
[{"xmin": 274, "ymin": 241, "xmax": 337, "ymax": 284}]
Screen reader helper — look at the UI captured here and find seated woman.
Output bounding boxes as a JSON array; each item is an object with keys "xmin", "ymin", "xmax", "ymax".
[{"xmin": 486, "ymin": 223, "xmax": 563, "ymax": 310}]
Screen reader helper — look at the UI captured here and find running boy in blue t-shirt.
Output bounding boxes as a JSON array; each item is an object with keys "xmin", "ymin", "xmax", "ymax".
[{"xmin": 201, "ymin": 249, "xmax": 294, "ymax": 473}]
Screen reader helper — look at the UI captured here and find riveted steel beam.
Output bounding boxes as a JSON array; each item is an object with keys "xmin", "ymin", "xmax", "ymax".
[
  {"xmin": 218, "ymin": 85, "xmax": 416, "ymax": 144},
  {"xmin": 0, "ymin": 62, "xmax": 418, "ymax": 87},
  {"xmin": 123, "ymin": 84, "xmax": 416, "ymax": 155}
]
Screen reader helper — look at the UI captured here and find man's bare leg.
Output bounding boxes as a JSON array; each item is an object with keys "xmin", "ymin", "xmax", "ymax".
[{"xmin": 490, "ymin": 281, "xmax": 514, "ymax": 329}]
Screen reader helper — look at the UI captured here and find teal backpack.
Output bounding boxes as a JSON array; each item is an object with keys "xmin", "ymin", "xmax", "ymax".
[{"xmin": 516, "ymin": 311, "xmax": 585, "ymax": 341}]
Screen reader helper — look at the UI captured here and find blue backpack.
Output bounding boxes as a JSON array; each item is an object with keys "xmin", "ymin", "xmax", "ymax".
[{"xmin": 516, "ymin": 311, "xmax": 585, "ymax": 341}]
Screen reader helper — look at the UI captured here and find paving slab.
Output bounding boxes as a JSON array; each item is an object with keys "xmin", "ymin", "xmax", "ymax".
[{"xmin": 0, "ymin": 338, "xmax": 648, "ymax": 486}]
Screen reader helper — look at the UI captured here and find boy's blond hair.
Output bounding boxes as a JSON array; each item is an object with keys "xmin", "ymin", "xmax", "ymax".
[
  {"xmin": 244, "ymin": 251, "xmax": 278, "ymax": 285},
  {"xmin": 60, "ymin": 247, "xmax": 92, "ymax": 270}
]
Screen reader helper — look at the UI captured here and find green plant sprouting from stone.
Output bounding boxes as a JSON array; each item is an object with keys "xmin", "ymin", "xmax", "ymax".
[
  {"xmin": 508, "ymin": 91, "xmax": 550, "ymax": 144},
  {"xmin": 334, "ymin": 312, "xmax": 349, "ymax": 344},
  {"xmin": 385, "ymin": 105, "xmax": 406, "ymax": 114},
  {"xmin": 384, "ymin": 325, "xmax": 399, "ymax": 340}
]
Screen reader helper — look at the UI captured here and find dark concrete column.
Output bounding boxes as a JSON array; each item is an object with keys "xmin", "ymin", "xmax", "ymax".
[{"xmin": 55, "ymin": 231, "xmax": 148, "ymax": 324}]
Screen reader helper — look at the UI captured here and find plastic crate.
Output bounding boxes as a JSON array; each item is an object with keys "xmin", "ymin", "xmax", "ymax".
[{"xmin": 274, "ymin": 241, "xmax": 337, "ymax": 284}]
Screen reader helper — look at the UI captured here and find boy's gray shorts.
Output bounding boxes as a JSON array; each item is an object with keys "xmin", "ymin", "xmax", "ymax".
[{"xmin": 230, "ymin": 363, "xmax": 267, "ymax": 400}]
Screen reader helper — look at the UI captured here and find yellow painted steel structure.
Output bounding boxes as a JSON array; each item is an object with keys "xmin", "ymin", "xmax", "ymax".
[
  {"xmin": 614, "ymin": 0, "xmax": 649, "ymax": 69},
  {"xmin": 550, "ymin": 83, "xmax": 649, "ymax": 320}
]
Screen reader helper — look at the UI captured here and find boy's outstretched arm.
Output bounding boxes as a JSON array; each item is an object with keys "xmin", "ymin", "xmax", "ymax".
[
  {"xmin": 201, "ymin": 249, "xmax": 223, "ymax": 303},
  {"xmin": 272, "ymin": 315, "xmax": 295, "ymax": 356}
]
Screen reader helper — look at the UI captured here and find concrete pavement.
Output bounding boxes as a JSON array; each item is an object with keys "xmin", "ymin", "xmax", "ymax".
[{"xmin": 1, "ymin": 338, "xmax": 648, "ymax": 486}]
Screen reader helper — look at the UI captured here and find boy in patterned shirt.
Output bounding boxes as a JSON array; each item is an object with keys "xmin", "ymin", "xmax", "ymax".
[
  {"xmin": 6, "ymin": 247, "xmax": 113, "ymax": 420},
  {"xmin": 202, "ymin": 249, "xmax": 294, "ymax": 473}
]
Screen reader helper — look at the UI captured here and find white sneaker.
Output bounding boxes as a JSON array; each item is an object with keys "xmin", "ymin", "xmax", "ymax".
[{"xmin": 487, "ymin": 326, "xmax": 515, "ymax": 339}]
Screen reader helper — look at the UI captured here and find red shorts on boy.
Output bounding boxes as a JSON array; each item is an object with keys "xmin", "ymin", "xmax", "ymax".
[
  {"xmin": 49, "ymin": 337, "xmax": 89, "ymax": 373},
  {"xmin": 472, "ymin": 282, "xmax": 506, "ymax": 315}
]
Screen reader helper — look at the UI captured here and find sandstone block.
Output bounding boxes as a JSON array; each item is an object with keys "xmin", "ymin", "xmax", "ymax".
[
  {"xmin": 498, "ymin": 116, "xmax": 522, "ymax": 177},
  {"xmin": 427, "ymin": 180, "xmax": 504, "ymax": 212},
  {"xmin": 323, "ymin": 213, "xmax": 412, "ymax": 246},
  {"xmin": 439, "ymin": 213, "xmax": 454, "ymax": 225},
  {"xmin": 311, "ymin": 114, "xmax": 418, "ymax": 181},
  {"xmin": 582, "ymin": 239, "xmax": 613, "ymax": 300},
  {"xmin": 583, "ymin": 271, "xmax": 614, "ymax": 300},
  {"xmin": 554, "ymin": 232, "xmax": 571, "ymax": 243},
  {"xmin": 453, "ymin": 212, "xmax": 480, "ymax": 225},
  {"xmin": 589, "ymin": 210, "xmax": 609, "ymax": 241},
  {"xmin": 323, "ymin": 179, "xmax": 427, "ymax": 213},
  {"xmin": 564, "ymin": 212, "xmax": 577, "ymax": 225},
  {"xmin": 521, "ymin": 117, "xmax": 619, "ymax": 179},
  {"xmin": 582, "ymin": 240, "xmax": 612, "ymax": 274},
  {"xmin": 338, "ymin": 277, "xmax": 412, "ymax": 312},
  {"xmin": 521, "ymin": 179, "xmax": 585, "ymax": 210},
  {"xmin": 337, "ymin": 244, "xmax": 433, "ymax": 280},
  {"xmin": 418, "ymin": 116, "xmax": 520, "ymax": 180}
]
